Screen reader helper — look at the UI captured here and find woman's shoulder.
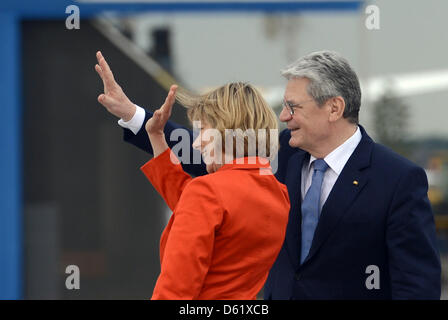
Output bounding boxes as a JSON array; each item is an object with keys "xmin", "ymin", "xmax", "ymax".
[
  {"xmin": 184, "ymin": 169, "xmax": 235, "ymax": 197},
  {"xmin": 182, "ymin": 173, "xmax": 219, "ymax": 195}
]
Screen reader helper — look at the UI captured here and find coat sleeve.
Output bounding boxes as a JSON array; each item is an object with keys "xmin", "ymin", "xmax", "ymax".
[
  {"xmin": 151, "ymin": 177, "xmax": 224, "ymax": 299},
  {"xmin": 386, "ymin": 166, "xmax": 441, "ymax": 299},
  {"xmin": 141, "ymin": 148, "xmax": 192, "ymax": 211},
  {"xmin": 123, "ymin": 109, "xmax": 207, "ymax": 177}
]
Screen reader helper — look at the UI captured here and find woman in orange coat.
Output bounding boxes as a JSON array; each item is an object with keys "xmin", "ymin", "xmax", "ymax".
[{"xmin": 141, "ymin": 83, "xmax": 289, "ymax": 300}]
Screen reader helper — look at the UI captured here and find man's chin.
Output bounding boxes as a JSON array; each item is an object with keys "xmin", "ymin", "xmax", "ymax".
[{"xmin": 288, "ymin": 137, "xmax": 301, "ymax": 148}]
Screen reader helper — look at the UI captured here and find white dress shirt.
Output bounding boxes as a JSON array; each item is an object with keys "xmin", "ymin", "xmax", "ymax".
[
  {"xmin": 117, "ymin": 104, "xmax": 146, "ymax": 135},
  {"xmin": 301, "ymin": 126, "xmax": 362, "ymax": 213}
]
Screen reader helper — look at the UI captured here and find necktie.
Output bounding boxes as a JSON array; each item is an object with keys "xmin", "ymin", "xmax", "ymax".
[{"xmin": 300, "ymin": 159, "xmax": 329, "ymax": 264}]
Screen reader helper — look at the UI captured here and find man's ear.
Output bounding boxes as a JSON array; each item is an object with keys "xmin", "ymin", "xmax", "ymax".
[{"xmin": 328, "ymin": 96, "xmax": 345, "ymax": 122}]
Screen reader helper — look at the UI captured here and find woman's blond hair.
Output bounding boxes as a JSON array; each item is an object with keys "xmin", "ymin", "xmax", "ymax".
[{"xmin": 176, "ymin": 82, "xmax": 278, "ymax": 159}]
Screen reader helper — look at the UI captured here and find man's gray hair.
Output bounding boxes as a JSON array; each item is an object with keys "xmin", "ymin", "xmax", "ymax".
[{"xmin": 281, "ymin": 51, "xmax": 361, "ymax": 124}]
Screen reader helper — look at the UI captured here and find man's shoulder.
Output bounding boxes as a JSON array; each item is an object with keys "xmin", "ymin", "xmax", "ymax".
[
  {"xmin": 357, "ymin": 125, "xmax": 419, "ymax": 171},
  {"xmin": 371, "ymin": 141, "xmax": 418, "ymax": 167},
  {"xmin": 369, "ymin": 140, "xmax": 425, "ymax": 181}
]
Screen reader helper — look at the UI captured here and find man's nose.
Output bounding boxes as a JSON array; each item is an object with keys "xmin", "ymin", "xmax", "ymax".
[{"xmin": 279, "ymin": 107, "xmax": 292, "ymax": 123}]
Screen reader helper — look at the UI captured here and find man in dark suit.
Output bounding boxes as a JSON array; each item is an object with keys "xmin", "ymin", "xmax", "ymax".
[{"xmin": 95, "ymin": 50, "xmax": 441, "ymax": 299}]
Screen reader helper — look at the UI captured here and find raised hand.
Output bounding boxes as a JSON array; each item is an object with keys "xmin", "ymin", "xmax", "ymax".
[
  {"xmin": 145, "ymin": 85, "xmax": 178, "ymax": 137},
  {"xmin": 95, "ymin": 51, "xmax": 136, "ymax": 121}
]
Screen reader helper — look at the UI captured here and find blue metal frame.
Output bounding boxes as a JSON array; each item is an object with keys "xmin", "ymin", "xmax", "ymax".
[
  {"xmin": 0, "ymin": 0, "xmax": 362, "ymax": 300},
  {"xmin": 1, "ymin": 1, "xmax": 363, "ymax": 17},
  {"xmin": 0, "ymin": 13, "xmax": 22, "ymax": 300}
]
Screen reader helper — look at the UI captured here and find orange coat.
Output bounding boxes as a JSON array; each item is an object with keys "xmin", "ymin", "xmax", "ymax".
[{"xmin": 141, "ymin": 148, "xmax": 290, "ymax": 299}]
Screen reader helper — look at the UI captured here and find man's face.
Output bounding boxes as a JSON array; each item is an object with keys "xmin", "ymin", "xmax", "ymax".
[{"xmin": 279, "ymin": 77, "xmax": 331, "ymax": 152}]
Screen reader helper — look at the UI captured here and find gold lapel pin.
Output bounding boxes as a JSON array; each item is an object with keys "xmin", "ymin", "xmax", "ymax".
[{"xmin": 353, "ymin": 180, "xmax": 359, "ymax": 185}]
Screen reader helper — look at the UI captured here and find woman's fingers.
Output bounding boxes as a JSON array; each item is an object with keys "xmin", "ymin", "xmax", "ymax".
[
  {"xmin": 145, "ymin": 84, "xmax": 176, "ymax": 134},
  {"xmin": 161, "ymin": 85, "xmax": 178, "ymax": 117}
]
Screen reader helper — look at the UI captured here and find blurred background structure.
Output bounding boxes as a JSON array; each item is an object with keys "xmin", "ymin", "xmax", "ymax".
[{"xmin": 0, "ymin": 0, "xmax": 447, "ymax": 299}]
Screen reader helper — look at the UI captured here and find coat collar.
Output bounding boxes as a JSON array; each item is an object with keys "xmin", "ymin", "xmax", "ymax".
[{"xmin": 217, "ymin": 157, "xmax": 272, "ymax": 172}]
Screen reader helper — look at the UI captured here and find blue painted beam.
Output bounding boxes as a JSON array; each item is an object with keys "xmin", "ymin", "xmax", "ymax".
[
  {"xmin": 1, "ymin": 1, "xmax": 363, "ymax": 18},
  {"xmin": 0, "ymin": 13, "xmax": 22, "ymax": 300}
]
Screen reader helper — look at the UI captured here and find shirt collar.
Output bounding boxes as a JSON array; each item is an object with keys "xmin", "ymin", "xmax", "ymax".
[
  {"xmin": 218, "ymin": 157, "xmax": 272, "ymax": 172},
  {"xmin": 308, "ymin": 126, "xmax": 362, "ymax": 175}
]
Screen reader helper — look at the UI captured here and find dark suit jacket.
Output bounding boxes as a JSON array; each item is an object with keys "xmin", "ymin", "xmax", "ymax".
[{"xmin": 123, "ymin": 111, "xmax": 441, "ymax": 299}]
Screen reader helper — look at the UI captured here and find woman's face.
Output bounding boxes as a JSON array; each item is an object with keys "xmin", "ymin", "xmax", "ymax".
[{"xmin": 192, "ymin": 120, "xmax": 223, "ymax": 173}]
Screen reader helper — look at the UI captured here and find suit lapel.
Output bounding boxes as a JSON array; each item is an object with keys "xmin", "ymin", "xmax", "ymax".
[
  {"xmin": 284, "ymin": 150, "xmax": 309, "ymax": 270},
  {"xmin": 301, "ymin": 127, "xmax": 374, "ymax": 266}
]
